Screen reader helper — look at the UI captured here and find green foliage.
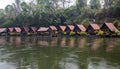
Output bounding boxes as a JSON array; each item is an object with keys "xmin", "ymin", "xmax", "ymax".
[
  {"xmin": 70, "ymin": 31, "xmax": 75, "ymax": 35},
  {"xmin": 81, "ymin": 18, "xmax": 93, "ymax": 25},
  {"xmin": 113, "ymin": 20, "xmax": 120, "ymax": 30},
  {"xmin": 90, "ymin": 0, "xmax": 100, "ymax": 9},
  {"xmin": 0, "ymin": 20, "xmax": 13, "ymax": 27},
  {"xmin": 77, "ymin": 32, "xmax": 87, "ymax": 35},
  {"xmin": 63, "ymin": 32, "xmax": 67, "ymax": 35},
  {"xmin": 94, "ymin": 30, "xmax": 104, "ymax": 35},
  {"xmin": 94, "ymin": 30, "xmax": 98, "ymax": 34},
  {"xmin": 97, "ymin": 30, "xmax": 104, "ymax": 35},
  {"xmin": 0, "ymin": 9, "xmax": 4, "ymax": 18},
  {"xmin": 0, "ymin": 0, "xmax": 120, "ymax": 27},
  {"xmin": 115, "ymin": 30, "xmax": 120, "ymax": 35}
]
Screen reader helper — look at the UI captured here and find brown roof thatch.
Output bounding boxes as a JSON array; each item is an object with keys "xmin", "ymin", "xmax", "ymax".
[
  {"xmin": 76, "ymin": 24, "xmax": 86, "ymax": 32},
  {"xmin": 102, "ymin": 23, "xmax": 118, "ymax": 32},
  {"xmin": 66, "ymin": 25, "xmax": 75, "ymax": 31},
  {"xmin": 38, "ymin": 27, "xmax": 49, "ymax": 32},
  {"xmin": 23, "ymin": 27, "xmax": 30, "ymax": 32},
  {"xmin": 8, "ymin": 28, "xmax": 14, "ymax": 32},
  {"xmin": 59, "ymin": 26, "xmax": 66, "ymax": 31},
  {"xmin": 0, "ymin": 28, "xmax": 6, "ymax": 33},
  {"xmin": 49, "ymin": 26, "xmax": 57, "ymax": 31},
  {"xmin": 89, "ymin": 24, "xmax": 100, "ymax": 30},
  {"xmin": 14, "ymin": 27, "xmax": 22, "ymax": 33},
  {"xmin": 31, "ymin": 27, "xmax": 38, "ymax": 32}
]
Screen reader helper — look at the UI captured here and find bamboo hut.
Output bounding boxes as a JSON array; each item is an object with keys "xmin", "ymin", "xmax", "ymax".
[
  {"xmin": 37, "ymin": 27, "xmax": 49, "ymax": 36},
  {"xmin": 86, "ymin": 24, "xmax": 100, "ymax": 35},
  {"xmin": 65, "ymin": 25, "xmax": 75, "ymax": 35},
  {"xmin": 0, "ymin": 28, "xmax": 7, "ymax": 35},
  {"xmin": 21, "ymin": 27, "xmax": 31, "ymax": 35},
  {"xmin": 101, "ymin": 23, "xmax": 118, "ymax": 35},
  {"xmin": 74, "ymin": 24, "xmax": 86, "ymax": 35},
  {"xmin": 57, "ymin": 26, "xmax": 66, "ymax": 35},
  {"xmin": 14, "ymin": 27, "xmax": 22, "ymax": 35},
  {"xmin": 7, "ymin": 28, "xmax": 14, "ymax": 35},
  {"xmin": 49, "ymin": 26, "xmax": 57, "ymax": 36},
  {"xmin": 31, "ymin": 27, "xmax": 38, "ymax": 35}
]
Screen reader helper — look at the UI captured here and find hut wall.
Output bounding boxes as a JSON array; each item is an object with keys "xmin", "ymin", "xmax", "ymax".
[
  {"xmin": 101, "ymin": 25, "xmax": 111, "ymax": 34},
  {"xmin": 86, "ymin": 26, "xmax": 95, "ymax": 35},
  {"xmin": 74, "ymin": 27, "xmax": 81, "ymax": 34}
]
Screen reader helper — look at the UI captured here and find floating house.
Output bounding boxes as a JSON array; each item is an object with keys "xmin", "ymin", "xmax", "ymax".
[
  {"xmin": 31, "ymin": 27, "xmax": 38, "ymax": 32},
  {"xmin": 8, "ymin": 28, "xmax": 14, "ymax": 32},
  {"xmin": 14, "ymin": 27, "xmax": 22, "ymax": 35},
  {"xmin": 31, "ymin": 27, "xmax": 38, "ymax": 35},
  {"xmin": 0, "ymin": 28, "xmax": 7, "ymax": 35},
  {"xmin": 86, "ymin": 24, "xmax": 100, "ymax": 35},
  {"xmin": 21, "ymin": 27, "xmax": 31, "ymax": 35},
  {"xmin": 57, "ymin": 26, "xmax": 66, "ymax": 35},
  {"xmin": 65, "ymin": 25, "xmax": 75, "ymax": 35},
  {"xmin": 7, "ymin": 28, "xmax": 14, "ymax": 35},
  {"xmin": 101, "ymin": 23, "xmax": 118, "ymax": 35},
  {"xmin": 37, "ymin": 27, "xmax": 49, "ymax": 36},
  {"xmin": 49, "ymin": 26, "xmax": 57, "ymax": 36},
  {"xmin": 74, "ymin": 24, "xmax": 86, "ymax": 35}
]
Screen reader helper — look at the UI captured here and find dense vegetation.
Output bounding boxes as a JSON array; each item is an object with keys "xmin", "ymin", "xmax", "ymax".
[{"xmin": 0, "ymin": 0, "xmax": 120, "ymax": 28}]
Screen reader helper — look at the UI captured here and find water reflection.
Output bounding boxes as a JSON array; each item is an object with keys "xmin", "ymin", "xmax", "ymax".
[
  {"xmin": 60, "ymin": 37, "xmax": 66, "ymax": 47},
  {"xmin": 77, "ymin": 38, "xmax": 86, "ymax": 49},
  {"xmin": 69, "ymin": 37, "xmax": 75, "ymax": 48},
  {"xmin": 38, "ymin": 40, "xmax": 49, "ymax": 46},
  {"xmin": 87, "ymin": 57, "xmax": 119, "ymax": 69},
  {"xmin": 15, "ymin": 37, "xmax": 21, "ymax": 45},
  {"xmin": 106, "ymin": 39, "xmax": 115, "ymax": 53},
  {"xmin": 50, "ymin": 37, "xmax": 58, "ymax": 47},
  {"xmin": 0, "ymin": 36, "xmax": 119, "ymax": 69},
  {"xmin": 91, "ymin": 39, "xmax": 102, "ymax": 51}
]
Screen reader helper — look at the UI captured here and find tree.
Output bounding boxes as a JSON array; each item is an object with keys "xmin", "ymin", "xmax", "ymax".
[{"xmin": 90, "ymin": 0, "xmax": 100, "ymax": 9}]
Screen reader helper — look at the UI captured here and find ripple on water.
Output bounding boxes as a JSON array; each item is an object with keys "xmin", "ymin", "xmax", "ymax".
[{"xmin": 87, "ymin": 57, "xmax": 120, "ymax": 69}]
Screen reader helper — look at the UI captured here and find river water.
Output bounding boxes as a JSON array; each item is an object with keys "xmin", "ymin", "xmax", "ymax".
[{"xmin": 0, "ymin": 36, "xmax": 119, "ymax": 69}]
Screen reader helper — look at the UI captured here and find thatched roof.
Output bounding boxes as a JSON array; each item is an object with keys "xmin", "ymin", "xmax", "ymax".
[
  {"xmin": 59, "ymin": 26, "xmax": 66, "ymax": 31},
  {"xmin": 31, "ymin": 27, "xmax": 38, "ymax": 32},
  {"xmin": 66, "ymin": 25, "xmax": 75, "ymax": 31},
  {"xmin": 14, "ymin": 27, "xmax": 22, "ymax": 32},
  {"xmin": 49, "ymin": 26, "xmax": 57, "ymax": 31},
  {"xmin": 103, "ymin": 23, "xmax": 118, "ymax": 32},
  {"xmin": 38, "ymin": 27, "xmax": 49, "ymax": 32},
  {"xmin": 76, "ymin": 24, "xmax": 86, "ymax": 32},
  {"xmin": 89, "ymin": 24, "xmax": 100, "ymax": 30},
  {"xmin": 0, "ymin": 28, "xmax": 6, "ymax": 33}
]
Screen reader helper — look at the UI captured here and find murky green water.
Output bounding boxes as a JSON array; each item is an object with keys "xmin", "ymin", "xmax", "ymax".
[{"xmin": 0, "ymin": 36, "xmax": 119, "ymax": 69}]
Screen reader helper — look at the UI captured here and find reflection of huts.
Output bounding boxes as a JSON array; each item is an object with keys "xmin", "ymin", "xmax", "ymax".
[
  {"xmin": 78, "ymin": 38, "xmax": 86, "ymax": 49},
  {"xmin": 69, "ymin": 37, "xmax": 75, "ymax": 48},
  {"xmin": 37, "ymin": 27, "xmax": 49, "ymax": 36},
  {"xmin": 60, "ymin": 37, "xmax": 66, "ymax": 47},
  {"xmin": 50, "ymin": 38, "xmax": 57, "ymax": 46},
  {"xmin": 49, "ymin": 26, "xmax": 57, "ymax": 36},
  {"xmin": 74, "ymin": 24, "xmax": 86, "ymax": 35},
  {"xmin": 65, "ymin": 25, "xmax": 75, "ymax": 35},
  {"xmin": 15, "ymin": 37, "xmax": 21, "ymax": 45},
  {"xmin": 38, "ymin": 40, "xmax": 49, "ymax": 46},
  {"xmin": 101, "ymin": 23, "xmax": 118, "ymax": 35},
  {"xmin": 0, "ymin": 28, "xmax": 7, "ymax": 35},
  {"xmin": 106, "ymin": 40, "xmax": 114, "ymax": 53},
  {"xmin": 91, "ymin": 39, "xmax": 101, "ymax": 51},
  {"xmin": 57, "ymin": 26, "xmax": 66, "ymax": 35},
  {"xmin": 86, "ymin": 24, "xmax": 100, "ymax": 35}
]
